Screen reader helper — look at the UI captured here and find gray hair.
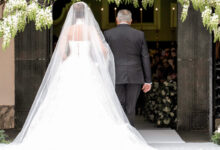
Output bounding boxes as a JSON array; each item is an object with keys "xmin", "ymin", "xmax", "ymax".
[{"xmin": 117, "ymin": 9, "xmax": 132, "ymax": 22}]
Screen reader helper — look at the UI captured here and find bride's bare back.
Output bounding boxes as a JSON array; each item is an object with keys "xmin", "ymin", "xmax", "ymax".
[
  {"xmin": 68, "ymin": 24, "xmax": 87, "ymax": 41},
  {"xmin": 67, "ymin": 24, "xmax": 107, "ymax": 57}
]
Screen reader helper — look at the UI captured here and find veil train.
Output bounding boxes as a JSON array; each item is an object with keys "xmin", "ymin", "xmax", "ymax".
[{"xmin": 0, "ymin": 2, "xmax": 156, "ymax": 150}]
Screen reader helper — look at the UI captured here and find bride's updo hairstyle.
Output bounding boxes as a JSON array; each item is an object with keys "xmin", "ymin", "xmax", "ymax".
[{"xmin": 73, "ymin": 2, "xmax": 85, "ymax": 19}]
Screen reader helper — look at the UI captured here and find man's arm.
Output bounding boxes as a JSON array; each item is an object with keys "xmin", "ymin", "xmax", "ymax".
[
  {"xmin": 141, "ymin": 32, "xmax": 152, "ymax": 84},
  {"xmin": 103, "ymin": 31, "xmax": 109, "ymax": 43}
]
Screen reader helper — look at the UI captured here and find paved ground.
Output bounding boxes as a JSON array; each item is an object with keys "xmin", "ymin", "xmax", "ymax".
[
  {"xmin": 3, "ymin": 116, "xmax": 220, "ymax": 150},
  {"xmin": 134, "ymin": 116, "xmax": 211, "ymax": 143},
  {"xmin": 134, "ymin": 116, "xmax": 220, "ymax": 150}
]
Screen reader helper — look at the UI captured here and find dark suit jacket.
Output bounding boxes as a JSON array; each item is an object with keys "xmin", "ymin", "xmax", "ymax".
[{"xmin": 104, "ymin": 24, "xmax": 152, "ymax": 84}]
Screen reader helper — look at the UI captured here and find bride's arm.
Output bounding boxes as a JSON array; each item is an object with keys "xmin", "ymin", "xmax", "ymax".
[
  {"xmin": 90, "ymin": 26, "xmax": 108, "ymax": 58},
  {"xmin": 59, "ymin": 27, "xmax": 72, "ymax": 61}
]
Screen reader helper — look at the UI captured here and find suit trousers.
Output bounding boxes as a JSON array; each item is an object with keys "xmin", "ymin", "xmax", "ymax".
[{"xmin": 115, "ymin": 84, "xmax": 142, "ymax": 126}]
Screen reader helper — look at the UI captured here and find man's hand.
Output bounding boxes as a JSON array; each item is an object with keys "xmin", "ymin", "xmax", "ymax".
[{"xmin": 142, "ymin": 83, "xmax": 152, "ymax": 93}]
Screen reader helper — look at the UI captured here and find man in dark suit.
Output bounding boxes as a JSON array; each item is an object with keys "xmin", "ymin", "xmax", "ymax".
[{"xmin": 104, "ymin": 9, "xmax": 152, "ymax": 125}]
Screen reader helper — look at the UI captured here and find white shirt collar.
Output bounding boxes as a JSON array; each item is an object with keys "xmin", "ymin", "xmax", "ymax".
[{"xmin": 119, "ymin": 22, "xmax": 129, "ymax": 24}]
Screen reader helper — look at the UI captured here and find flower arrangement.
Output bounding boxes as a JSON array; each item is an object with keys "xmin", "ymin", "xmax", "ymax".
[
  {"xmin": 212, "ymin": 126, "xmax": 220, "ymax": 145},
  {"xmin": 143, "ymin": 80, "xmax": 177, "ymax": 128}
]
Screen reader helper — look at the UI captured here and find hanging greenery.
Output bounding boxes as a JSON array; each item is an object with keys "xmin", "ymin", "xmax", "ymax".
[
  {"xmin": 0, "ymin": 0, "xmax": 220, "ymax": 49},
  {"xmin": 178, "ymin": 0, "xmax": 220, "ymax": 42},
  {"xmin": 0, "ymin": 0, "xmax": 56, "ymax": 49}
]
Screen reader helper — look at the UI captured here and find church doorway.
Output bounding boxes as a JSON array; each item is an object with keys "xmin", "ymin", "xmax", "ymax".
[
  {"xmin": 51, "ymin": 0, "xmax": 215, "ymax": 139},
  {"xmin": 52, "ymin": 0, "xmax": 178, "ymax": 129},
  {"xmin": 12, "ymin": 0, "xmax": 214, "ymax": 143}
]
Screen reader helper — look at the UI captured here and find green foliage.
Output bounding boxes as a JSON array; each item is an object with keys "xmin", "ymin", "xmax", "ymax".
[
  {"xmin": 104, "ymin": 0, "xmax": 154, "ymax": 8},
  {"xmin": 178, "ymin": 0, "xmax": 220, "ymax": 42},
  {"xmin": 0, "ymin": 0, "xmax": 53, "ymax": 50},
  {"xmin": 179, "ymin": 0, "xmax": 190, "ymax": 22},
  {"xmin": 0, "ymin": 130, "xmax": 9, "ymax": 144},
  {"xmin": 211, "ymin": 132, "xmax": 220, "ymax": 145},
  {"xmin": 1, "ymin": 0, "xmax": 220, "ymax": 49},
  {"xmin": 102, "ymin": 0, "xmax": 220, "ymax": 42},
  {"xmin": 133, "ymin": 0, "xmax": 139, "ymax": 8}
]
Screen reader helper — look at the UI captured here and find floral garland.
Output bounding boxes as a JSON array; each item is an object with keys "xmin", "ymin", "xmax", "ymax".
[
  {"xmin": 1, "ymin": 0, "xmax": 220, "ymax": 49},
  {"xmin": 143, "ymin": 80, "xmax": 177, "ymax": 128},
  {"xmin": 0, "ymin": 0, "xmax": 54, "ymax": 49},
  {"xmin": 178, "ymin": 0, "xmax": 220, "ymax": 42},
  {"xmin": 107, "ymin": 0, "xmax": 220, "ymax": 42}
]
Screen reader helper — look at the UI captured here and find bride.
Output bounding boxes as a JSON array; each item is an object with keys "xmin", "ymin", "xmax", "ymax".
[{"xmin": 0, "ymin": 2, "xmax": 155, "ymax": 150}]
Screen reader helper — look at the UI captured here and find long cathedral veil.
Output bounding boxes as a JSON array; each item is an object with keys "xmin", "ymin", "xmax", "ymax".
[{"xmin": 12, "ymin": 2, "xmax": 121, "ymax": 143}]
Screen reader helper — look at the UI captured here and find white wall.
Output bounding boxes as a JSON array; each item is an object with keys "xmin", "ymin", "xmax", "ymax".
[{"xmin": 0, "ymin": 5, "xmax": 15, "ymax": 106}]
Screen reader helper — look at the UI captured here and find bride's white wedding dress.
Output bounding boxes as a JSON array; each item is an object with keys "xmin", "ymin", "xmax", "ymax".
[
  {"xmin": 0, "ymin": 41, "xmax": 155, "ymax": 150},
  {"xmin": 0, "ymin": 2, "xmax": 156, "ymax": 150}
]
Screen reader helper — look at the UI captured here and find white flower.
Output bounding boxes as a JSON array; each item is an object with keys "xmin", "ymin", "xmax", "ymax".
[
  {"xmin": 170, "ymin": 112, "xmax": 175, "ymax": 117},
  {"xmin": 163, "ymin": 118, "xmax": 171, "ymax": 125},
  {"xmin": 216, "ymin": 126, "xmax": 220, "ymax": 133},
  {"xmin": 35, "ymin": 6, "xmax": 53, "ymax": 30},
  {"xmin": 181, "ymin": 0, "xmax": 190, "ymax": 22},
  {"xmin": 166, "ymin": 96, "xmax": 171, "ymax": 103},
  {"xmin": 161, "ymin": 90, "xmax": 166, "ymax": 96},
  {"xmin": 163, "ymin": 107, "xmax": 171, "ymax": 113},
  {"xmin": 209, "ymin": 13, "xmax": 219, "ymax": 32},
  {"xmin": 1, "ymin": 0, "xmax": 53, "ymax": 49},
  {"xmin": 202, "ymin": 6, "xmax": 212, "ymax": 27},
  {"xmin": 164, "ymin": 81, "xmax": 169, "ymax": 86},
  {"xmin": 158, "ymin": 112, "xmax": 164, "ymax": 118},
  {"xmin": 4, "ymin": 0, "xmax": 27, "ymax": 16},
  {"xmin": 214, "ymin": 27, "xmax": 220, "ymax": 42},
  {"xmin": 27, "ymin": 1, "xmax": 39, "ymax": 21},
  {"xmin": 162, "ymin": 99, "xmax": 166, "ymax": 103},
  {"xmin": 157, "ymin": 120, "xmax": 161, "ymax": 126}
]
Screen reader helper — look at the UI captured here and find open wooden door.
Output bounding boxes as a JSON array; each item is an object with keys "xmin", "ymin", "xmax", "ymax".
[{"xmin": 15, "ymin": 22, "xmax": 52, "ymax": 128}]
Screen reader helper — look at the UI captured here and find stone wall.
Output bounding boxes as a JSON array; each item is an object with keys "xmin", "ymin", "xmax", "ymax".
[
  {"xmin": 0, "ymin": 4, "xmax": 15, "ymax": 129},
  {"xmin": 0, "ymin": 106, "xmax": 15, "ymax": 129}
]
